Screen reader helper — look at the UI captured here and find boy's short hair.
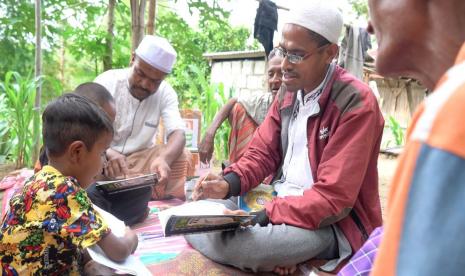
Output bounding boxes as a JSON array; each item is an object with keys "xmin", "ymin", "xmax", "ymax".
[
  {"xmin": 42, "ymin": 93, "xmax": 114, "ymax": 157},
  {"xmin": 74, "ymin": 82, "xmax": 114, "ymax": 107}
]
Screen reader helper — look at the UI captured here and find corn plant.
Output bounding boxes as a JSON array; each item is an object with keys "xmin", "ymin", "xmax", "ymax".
[
  {"xmin": 185, "ymin": 64, "xmax": 231, "ymax": 162},
  {"xmin": 0, "ymin": 71, "xmax": 42, "ymax": 168},
  {"xmin": 0, "ymin": 94, "xmax": 11, "ymax": 163},
  {"xmin": 387, "ymin": 115, "xmax": 405, "ymax": 147}
]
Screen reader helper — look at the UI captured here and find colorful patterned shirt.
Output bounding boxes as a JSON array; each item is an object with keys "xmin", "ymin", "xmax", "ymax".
[
  {"xmin": 0, "ymin": 166, "xmax": 110, "ymax": 275},
  {"xmin": 372, "ymin": 43, "xmax": 465, "ymax": 275}
]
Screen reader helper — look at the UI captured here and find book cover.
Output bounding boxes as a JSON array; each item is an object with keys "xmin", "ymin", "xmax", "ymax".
[
  {"xmin": 158, "ymin": 200, "xmax": 255, "ymax": 237},
  {"xmin": 95, "ymin": 173, "xmax": 158, "ymax": 195}
]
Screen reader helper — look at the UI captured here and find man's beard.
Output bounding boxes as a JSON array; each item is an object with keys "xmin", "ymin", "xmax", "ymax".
[{"xmin": 129, "ymin": 86, "xmax": 151, "ymax": 101}]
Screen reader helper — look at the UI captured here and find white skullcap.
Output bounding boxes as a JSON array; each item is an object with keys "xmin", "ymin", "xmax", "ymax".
[
  {"xmin": 135, "ymin": 35, "xmax": 177, "ymax": 73},
  {"xmin": 285, "ymin": 1, "xmax": 343, "ymax": 44}
]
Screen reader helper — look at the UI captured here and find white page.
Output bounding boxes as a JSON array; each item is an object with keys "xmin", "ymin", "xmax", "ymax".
[
  {"xmin": 158, "ymin": 200, "xmax": 227, "ymax": 234},
  {"xmin": 87, "ymin": 245, "xmax": 151, "ymax": 276},
  {"xmin": 88, "ymin": 204, "xmax": 151, "ymax": 275}
]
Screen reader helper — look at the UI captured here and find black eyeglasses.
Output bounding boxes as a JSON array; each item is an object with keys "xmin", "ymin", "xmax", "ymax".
[{"xmin": 274, "ymin": 44, "xmax": 329, "ymax": 64}]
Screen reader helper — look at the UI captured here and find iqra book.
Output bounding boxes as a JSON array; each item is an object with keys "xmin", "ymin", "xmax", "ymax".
[
  {"xmin": 158, "ymin": 200, "xmax": 255, "ymax": 237},
  {"xmin": 95, "ymin": 173, "xmax": 158, "ymax": 195}
]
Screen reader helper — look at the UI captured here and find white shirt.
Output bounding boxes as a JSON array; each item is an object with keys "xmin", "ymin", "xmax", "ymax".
[
  {"xmin": 95, "ymin": 68, "xmax": 185, "ymax": 155},
  {"xmin": 275, "ymin": 64, "xmax": 335, "ymax": 197}
]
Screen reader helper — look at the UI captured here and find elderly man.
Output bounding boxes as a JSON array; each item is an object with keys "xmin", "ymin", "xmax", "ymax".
[
  {"xmin": 199, "ymin": 49, "xmax": 283, "ymax": 164},
  {"xmin": 187, "ymin": 2, "xmax": 384, "ymax": 274},
  {"xmin": 362, "ymin": 0, "xmax": 465, "ymax": 275},
  {"xmin": 93, "ymin": 35, "xmax": 186, "ymax": 221}
]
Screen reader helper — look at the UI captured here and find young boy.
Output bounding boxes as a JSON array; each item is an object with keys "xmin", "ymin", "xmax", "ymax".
[
  {"xmin": 36, "ymin": 82, "xmax": 116, "ymax": 168},
  {"xmin": 0, "ymin": 94, "xmax": 138, "ymax": 274},
  {"xmin": 35, "ymin": 82, "xmax": 152, "ymax": 226}
]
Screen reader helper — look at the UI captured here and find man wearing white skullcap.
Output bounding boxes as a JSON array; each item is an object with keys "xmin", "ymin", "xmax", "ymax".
[
  {"xmin": 92, "ymin": 35, "xmax": 188, "ymax": 224},
  {"xmin": 187, "ymin": 1, "xmax": 384, "ymax": 274}
]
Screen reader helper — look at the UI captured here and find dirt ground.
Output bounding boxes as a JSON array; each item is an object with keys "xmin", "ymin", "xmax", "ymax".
[{"xmin": 377, "ymin": 154, "xmax": 399, "ymax": 219}]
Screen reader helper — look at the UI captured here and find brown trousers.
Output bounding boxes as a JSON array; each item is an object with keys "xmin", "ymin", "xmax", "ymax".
[{"xmin": 126, "ymin": 145, "xmax": 191, "ymax": 200}]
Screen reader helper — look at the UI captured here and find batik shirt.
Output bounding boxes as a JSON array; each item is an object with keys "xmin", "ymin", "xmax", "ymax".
[{"xmin": 0, "ymin": 166, "xmax": 110, "ymax": 275}]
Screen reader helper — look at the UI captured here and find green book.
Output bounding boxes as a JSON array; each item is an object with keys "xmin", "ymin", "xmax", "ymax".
[
  {"xmin": 158, "ymin": 200, "xmax": 255, "ymax": 237},
  {"xmin": 95, "ymin": 173, "xmax": 158, "ymax": 195}
]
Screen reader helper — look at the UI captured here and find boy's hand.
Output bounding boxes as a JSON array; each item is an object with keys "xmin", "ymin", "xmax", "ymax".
[
  {"xmin": 124, "ymin": 227, "xmax": 138, "ymax": 254},
  {"xmin": 105, "ymin": 149, "xmax": 129, "ymax": 178},
  {"xmin": 192, "ymin": 173, "xmax": 229, "ymax": 200}
]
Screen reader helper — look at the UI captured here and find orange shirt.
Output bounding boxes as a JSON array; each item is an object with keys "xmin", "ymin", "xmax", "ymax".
[{"xmin": 372, "ymin": 43, "xmax": 465, "ymax": 275}]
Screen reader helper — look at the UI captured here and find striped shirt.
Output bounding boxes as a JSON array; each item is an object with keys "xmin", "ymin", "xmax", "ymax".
[{"xmin": 372, "ymin": 43, "xmax": 465, "ymax": 275}]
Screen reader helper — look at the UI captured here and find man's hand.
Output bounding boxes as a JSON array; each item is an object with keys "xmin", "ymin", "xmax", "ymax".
[
  {"xmin": 104, "ymin": 149, "xmax": 129, "ymax": 179},
  {"xmin": 198, "ymin": 133, "xmax": 214, "ymax": 164},
  {"xmin": 223, "ymin": 209, "xmax": 248, "ymax": 216},
  {"xmin": 192, "ymin": 173, "xmax": 229, "ymax": 200},
  {"xmin": 150, "ymin": 157, "xmax": 171, "ymax": 187}
]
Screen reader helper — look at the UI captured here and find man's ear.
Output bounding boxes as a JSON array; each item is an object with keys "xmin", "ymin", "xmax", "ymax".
[
  {"xmin": 68, "ymin": 141, "xmax": 86, "ymax": 164},
  {"xmin": 325, "ymin": 44, "xmax": 339, "ymax": 64},
  {"xmin": 129, "ymin": 52, "xmax": 136, "ymax": 66}
]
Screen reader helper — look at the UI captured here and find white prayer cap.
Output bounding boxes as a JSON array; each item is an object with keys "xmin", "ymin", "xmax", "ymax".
[
  {"xmin": 135, "ymin": 35, "xmax": 177, "ymax": 73},
  {"xmin": 285, "ymin": 1, "xmax": 343, "ymax": 44}
]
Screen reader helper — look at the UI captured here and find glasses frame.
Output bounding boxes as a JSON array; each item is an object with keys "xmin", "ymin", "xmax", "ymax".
[{"xmin": 274, "ymin": 44, "xmax": 330, "ymax": 64}]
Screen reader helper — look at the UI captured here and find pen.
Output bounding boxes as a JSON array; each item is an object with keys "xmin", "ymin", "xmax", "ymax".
[{"xmin": 198, "ymin": 173, "xmax": 209, "ymax": 194}]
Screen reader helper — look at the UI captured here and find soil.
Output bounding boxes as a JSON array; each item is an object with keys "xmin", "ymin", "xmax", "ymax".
[{"xmin": 377, "ymin": 154, "xmax": 399, "ymax": 219}]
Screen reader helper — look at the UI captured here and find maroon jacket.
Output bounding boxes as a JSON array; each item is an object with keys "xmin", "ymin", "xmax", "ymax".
[{"xmin": 224, "ymin": 66, "xmax": 384, "ymax": 253}]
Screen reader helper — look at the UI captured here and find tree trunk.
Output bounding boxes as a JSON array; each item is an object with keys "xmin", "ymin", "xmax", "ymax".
[
  {"xmin": 130, "ymin": 0, "xmax": 147, "ymax": 52},
  {"xmin": 146, "ymin": 0, "xmax": 157, "ymax": 35},
  {"xmin": 103, "ymin": 0, "xmax": 116, "ymax": 71},
  {"xmin": 32, "ymin": 0, "xmax": 42, "ymax": 167},
  {"xmin": 60, "ymin": 37, "xmax": 65, "ymax": 84}
]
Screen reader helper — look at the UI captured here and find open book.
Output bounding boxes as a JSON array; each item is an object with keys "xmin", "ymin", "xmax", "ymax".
[
  {"xmin": 95, "ymin": 173, "xmax": 158, "ymax": 195},
  {"xmin": 158, "ymin": 200, "xmax": 255, "ymax": 237}
]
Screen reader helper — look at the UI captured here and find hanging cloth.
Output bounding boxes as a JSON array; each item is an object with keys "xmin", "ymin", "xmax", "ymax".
[{"xmin": 254, "ymin": 0, "xmax": 278, "ymax": 56}]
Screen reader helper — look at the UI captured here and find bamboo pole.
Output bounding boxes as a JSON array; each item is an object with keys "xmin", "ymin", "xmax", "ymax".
[
  {"xmin": 131, "ymin": 0, "xmax": 147, "ymax": 52},
  {"xmin": 104, "ymin": 0, "xmax": 116, "ymax": 70},
  {"xmin": 147, "ymin": 0, "xmax": 157, "ymax": 35},
  {"xmin": 32, "ymin": 0, "xmax": 42, "ymax": 166}
]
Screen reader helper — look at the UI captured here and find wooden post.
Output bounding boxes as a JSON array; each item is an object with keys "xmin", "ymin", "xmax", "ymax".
[
  {"xmin": 103, "ymin": 0, "xmax": 116, "ymax": 71},
  {"xmin": 32, "ymin": 0, "xmax": 42, "ymax": 166},
  {"xmin": 147, "ymin": 0, "xmax": 157, "ymax": 35},
  {"xmin": 405, "ymin": 79, "xmax": 415, "ymax": 117}
]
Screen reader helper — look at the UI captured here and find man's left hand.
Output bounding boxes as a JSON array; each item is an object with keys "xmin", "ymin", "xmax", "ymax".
[
  {"xmin": 150, "ymin": 158, "xmax": 171, "ymax": 186},
  {"xmin": 223, "ymin": 209, "xmax": 248, "ymax": 216}
]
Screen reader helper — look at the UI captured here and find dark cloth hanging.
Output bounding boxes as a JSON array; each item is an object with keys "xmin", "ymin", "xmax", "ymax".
[{"xmin": 254, "ymin": 0, "xmax": 278, "ymax": 56}]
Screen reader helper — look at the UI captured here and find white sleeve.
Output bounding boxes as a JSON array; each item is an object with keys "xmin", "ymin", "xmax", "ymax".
[
  {"xmin": 94, "ymin": 70, "xmax": 116, "ymax": 95},
  {"xmin": 160, "ymin": 83, "xmax": 186, "ymax": 137}
]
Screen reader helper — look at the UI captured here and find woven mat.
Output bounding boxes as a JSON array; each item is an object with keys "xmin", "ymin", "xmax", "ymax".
[{"xmin": 132, "ymin": 199, "xmax": 254, "ymax": 275}]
